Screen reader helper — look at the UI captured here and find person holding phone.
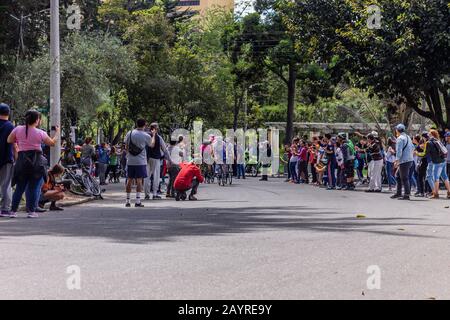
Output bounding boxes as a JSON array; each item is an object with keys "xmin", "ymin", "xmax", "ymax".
[
  {"xmin": 6, "ymin": 110, "xmax": 60, "ymax": 218},
  {"xmin": 38, "ymin": 164, "xmax": 66, "ymax": 211}
]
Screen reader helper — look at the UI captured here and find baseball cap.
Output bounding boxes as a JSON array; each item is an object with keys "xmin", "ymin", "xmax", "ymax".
[
  {"xmin": 396, "ymin": 124, "xmax": 406, "ymax": 132},
  {"xmin": 445, "ymin": 132, "xmax": 450, "ymax": 138}
]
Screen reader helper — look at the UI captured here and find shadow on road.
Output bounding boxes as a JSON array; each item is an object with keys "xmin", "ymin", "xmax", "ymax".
[{"xmin": 0, "ymin": 203, "xmax": 445, "ymax": 244}]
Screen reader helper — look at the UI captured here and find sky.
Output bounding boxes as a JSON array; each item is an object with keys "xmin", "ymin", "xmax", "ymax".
[{"xmin": 234, "ymin": 0, "xmax": 255, "ymax": 17}]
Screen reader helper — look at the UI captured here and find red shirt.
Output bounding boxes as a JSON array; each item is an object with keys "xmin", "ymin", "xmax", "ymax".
[
  {"xmin": 298, "ymin": 147, "xmax": 308, "ymax": 161},
  {"xmin": 174, "ymin": 162, "xmax": 204, "ymax": 191}
]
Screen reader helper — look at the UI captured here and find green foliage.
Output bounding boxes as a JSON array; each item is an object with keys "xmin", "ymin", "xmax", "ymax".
[
  {"xmin": 281, "ymin": 0, "xmax": 450, "ymax": 129},
  {"xmin": 1, "ymin": 0, "xmax": 448, "ymax": 143}
]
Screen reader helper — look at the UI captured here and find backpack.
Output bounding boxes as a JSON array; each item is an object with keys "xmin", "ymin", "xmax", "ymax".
[
  {"xmin": 433, "ymin": 140, "xmax": 448, "ymax": 159},
  {"xmin": 127, "ymin": 131, "xmax": 144, "ymax": 156}
]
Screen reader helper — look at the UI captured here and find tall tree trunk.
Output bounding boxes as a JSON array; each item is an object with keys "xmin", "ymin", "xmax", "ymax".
[
  {"xmin": 385, "ymin": 98, "xmax": 413, "ymax": 134},
  {"xmin": 443, "ymin": 88, "xmax": 450, "ymax": 129},
  {"xmin": 427, "ymin": 87, "xmax": 445, "ymax": 130},
  {"xmin": 285, "ymin": 62, "xmax": 297, "ymax": 144},
  {"xmin": 108, "ymin": 123, "xmax": 115, "ymax": 143},
  {"xmin": 112, "ymin": 127, "xmax": 125, "ymax": 145}
]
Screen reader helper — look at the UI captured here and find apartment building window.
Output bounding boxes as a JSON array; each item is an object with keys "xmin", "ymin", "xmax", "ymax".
[{"xmin": 178, "ymin": 0, "xmax": 200, "ymax": 6}]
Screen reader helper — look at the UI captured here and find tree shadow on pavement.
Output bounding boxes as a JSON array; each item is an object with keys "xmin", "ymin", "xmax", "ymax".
[{"xmin": 0, "ymin": 204, "xmax": 446, "ymax": 244}]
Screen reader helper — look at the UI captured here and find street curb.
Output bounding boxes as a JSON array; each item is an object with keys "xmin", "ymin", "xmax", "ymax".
[{"xmin": 18, "ymin": 196, "xmax": 95, "ymax": 212}]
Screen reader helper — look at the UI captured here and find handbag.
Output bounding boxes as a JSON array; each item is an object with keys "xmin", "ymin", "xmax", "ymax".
[{"xmin": 128, "ymin": 130, "xmax": 144, "ymax": 156}]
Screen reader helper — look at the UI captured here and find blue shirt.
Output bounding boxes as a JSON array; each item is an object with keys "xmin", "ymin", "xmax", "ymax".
[
  {"xmin": 0, "ymin": 119, "xmax": 14, "ymax": 168},
  {"xmin": 395, "ymin": 133, "xmax": 414, "ymax": 164},
  {"xmin": 98, "ymin": 147, "xmax": 109, "ymax": 164}
]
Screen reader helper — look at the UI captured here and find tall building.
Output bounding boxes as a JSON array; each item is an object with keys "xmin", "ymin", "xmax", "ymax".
[{"xmin": 176, "ymin": 0, "xmax": 235, "ymax": 15}]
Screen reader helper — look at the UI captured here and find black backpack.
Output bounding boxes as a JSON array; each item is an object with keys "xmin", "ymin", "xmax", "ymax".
[
  {"xmin": 127, "ymin": 131, "xmax": 144, "ymax": 156},
  {"xmin": 432, "ymin": 139, "xmax": 448, "ymax": 160}
]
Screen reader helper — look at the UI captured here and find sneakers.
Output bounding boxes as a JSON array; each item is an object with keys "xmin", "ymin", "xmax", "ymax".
[
  {"xmin": 144, "ymin": 195, "xmax": 151, "ymax": 200},
  {"xmin": 27, "ymin": 212, "xmax": 39, "ymax": 219},
  {"xmin": 49, "ymin": 205, "xmax": 64, "ymax": 211},
  {"xmin": 153, "ymin": 195, "xmax": 162, "ymax": 200},
  {"xmin": 188, "ymin": 195, "xmax": 198, "ymax": 201},
  {"xmin": 397, "ymin": 196, "xmax": 411, "ymax": 201},
  {"xmin": 135, "ymin": 203, "xmax": 145, "ymax": 208},
  {"xmin": 390, "ymin": 194, "xmax": 402, "ymax": 199},
  {"xmin": 0, "ymin": 210, "xmax": 11, "ymax": 218},
  {"xmin": 125, "ymin": 203, "xmax": 131, "ymax": 208},
  {"xmin": 176, "ymin": 192, "xmax": 187, "ymax": 201}
]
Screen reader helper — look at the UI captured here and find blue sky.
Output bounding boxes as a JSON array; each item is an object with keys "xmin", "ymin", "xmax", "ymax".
[{"xmin": 235, "ymin": 0, "xmax": 255, "ymax": 17}]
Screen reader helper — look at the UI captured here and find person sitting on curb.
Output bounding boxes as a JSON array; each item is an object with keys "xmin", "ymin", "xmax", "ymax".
[
  {"xmin": 38, "ymin": 164, "xmax": 66, "ymax": 211},
  {"xmin": 174, "ymin": 161, "xmax": 204, "ymax": 201}
]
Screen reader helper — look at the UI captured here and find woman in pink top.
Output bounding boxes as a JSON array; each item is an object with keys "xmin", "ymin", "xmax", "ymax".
[{"xmin": 7, "ymin": 110, "xmax": 60, "ymax": 218}]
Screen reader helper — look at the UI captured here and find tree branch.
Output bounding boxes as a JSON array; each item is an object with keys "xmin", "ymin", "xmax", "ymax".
[
  {"xmin": 263, "ymin": 60, "xmax": 288, "ymax": 84},
  {"xmin": 406, "ymin": 95, "xmax": 434, "ymax": 120}
]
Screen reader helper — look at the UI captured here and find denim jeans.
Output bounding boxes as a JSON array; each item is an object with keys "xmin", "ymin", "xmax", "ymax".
[
  {"xmin": 327, "ymin": 160, "xmax": 337, "ymax": 188},
  {"xmin": 396, "ymin": 161, "xmax": 413, "ymax": 197},
  {"xmin": 289, "ymin": 161, "xmax": 298, "ymax": 182},
  {"xmin": 426, "ymin": 163, "xmax": 434, "ymax": 191},
  {"xmin": 409, "ymin": 163, "xmax": 417, "ymax": 189},
  {"xmin": 440, "ymin": 163, "xmax": 450, "ymax": 181},
  {"xmin": 237, "ymin": 164, "xmax": 245, "ymax": 178},
  {"xmin": 385, "ymin": 161, "xmax": 397, "ymax": 188},
  {"xmin": 11, "ymin": 177, "xmax": 44, "ymax": 213},
  {"xmin": 428, "ymin": 162, "xmax": 446, "ymax": 186}
]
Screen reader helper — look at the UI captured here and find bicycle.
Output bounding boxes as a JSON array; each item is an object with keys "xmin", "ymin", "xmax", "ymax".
[
  {"xmin": 201, "ymin": 164, "xmax": 215, "ymax": 184},
  {"xmin": 246, "ymin": 163, "xmax": 260, "ymax": 177},
  {"xmin": 63, "ymin": 164, "xmax": 103, "ymax": 199},
  {"xmin": 216, "ymin": 164, "xmax": 232, "ymax": 186}
]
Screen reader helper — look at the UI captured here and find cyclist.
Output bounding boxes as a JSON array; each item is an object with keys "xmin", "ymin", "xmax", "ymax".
[{"xmin": 213, "ymin": 136, "xmax": 227, "ymax": 179}]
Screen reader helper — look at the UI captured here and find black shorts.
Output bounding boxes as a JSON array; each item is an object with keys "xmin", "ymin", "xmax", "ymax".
[{"xmin": 344, "ymin": 160, "xmax": 355, "ymax": 178}]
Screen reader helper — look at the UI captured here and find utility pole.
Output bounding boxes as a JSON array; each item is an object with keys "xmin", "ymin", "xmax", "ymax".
[
  {"xmin": 244, "ymin": 88, "xmax": 248, "ymax": 132},
  {"xmin": 50, "ymin": 0, "xmax": 61, "ymax": 166}
]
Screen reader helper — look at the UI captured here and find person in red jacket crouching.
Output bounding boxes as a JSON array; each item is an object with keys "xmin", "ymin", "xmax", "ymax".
[{"xmin": 174, "ymin": 161, "xmax": 205, "ymax": 201}]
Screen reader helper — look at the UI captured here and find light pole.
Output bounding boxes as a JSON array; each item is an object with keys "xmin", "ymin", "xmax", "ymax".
[{"xmin": 50, "ymin": 0, "xmax": 61, "ymax": 166}]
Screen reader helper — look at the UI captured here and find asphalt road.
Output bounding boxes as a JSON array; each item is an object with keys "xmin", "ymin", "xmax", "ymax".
[{"xmin": 1, "ymin": 177, "xmax": 450, "ymax": 300}]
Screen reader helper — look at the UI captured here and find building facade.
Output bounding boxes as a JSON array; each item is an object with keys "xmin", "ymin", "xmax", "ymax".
[{"xmin": 176, "ymin": 0, "xmax": 234, "ymax": 15}]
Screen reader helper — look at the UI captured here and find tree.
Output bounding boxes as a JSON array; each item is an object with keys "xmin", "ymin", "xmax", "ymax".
[
  {"xmin": 224, "ymin": 8, "xmax": 301, "ymax": 143},
  {"xmin": 282, "ymin": 0, "xmax": 450, "ymax": 130},
  {"xmin": 3, "ymin": 32, "xmax": 136, "ymax": 141}
]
